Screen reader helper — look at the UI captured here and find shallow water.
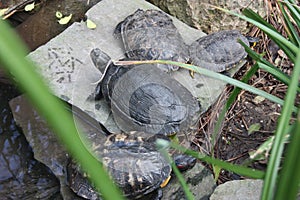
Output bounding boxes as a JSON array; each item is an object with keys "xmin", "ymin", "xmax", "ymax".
[{"xmin": 0, "ymin": 83, "xmax": 61, "ymax": 199}]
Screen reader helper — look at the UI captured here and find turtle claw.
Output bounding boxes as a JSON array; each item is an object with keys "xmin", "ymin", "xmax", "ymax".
[{"xmin": 189, "ymin": 70, "xmax": 195, "ymax": 78}]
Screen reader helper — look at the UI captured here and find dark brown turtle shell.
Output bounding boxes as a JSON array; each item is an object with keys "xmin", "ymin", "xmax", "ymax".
[
  {"xmin": 67, "ymin": 132, "xmax": 171, "ymax": 200},
  {"xmin": 90, "ymin": 49, "xmax": 200, "ymax": 136},
  {"xmin": 114, "ymin": 9, "xmax": 189, "ymax": 72},
  {"xmin": 110, "ymin": 64, "xmax": 200, "ymax": 135},
  {"xmin": 189, "ymin": 30, "xmax": 250, "ymax": 72}
]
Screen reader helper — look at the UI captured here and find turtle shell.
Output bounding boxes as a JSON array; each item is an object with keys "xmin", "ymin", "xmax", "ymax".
[
  {"xmin": 109, "ymin": 64, "xmax": 200, "ymax": 135},
  {"xmin": 189, "ymin": 30, "xmax": 250, "ymax": 72},
  {"xmin": 67, "ymin": 132, "xmax": 171, "ymax": 200},
  {"xmin": 114, "ymin": 9, "xmax": 189, "ymax": 72},
  {"xmin": 89, "ymin": 49, "xmax": 200, "ymax": 135}
]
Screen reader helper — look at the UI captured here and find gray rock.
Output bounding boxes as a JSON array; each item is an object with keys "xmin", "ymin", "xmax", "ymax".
[
  {"xmin": 210, "ymin": 179, "xmax": 263, "ymax": 200},
  {"xmin": 10, "ymin": 94, "xmax": 216, "ymax": 200},
  {"xmin": 148, "ymin": 0, "xmax": 266, "ymax": 34},
  {"xmin": 9, "ymin": 95, "xmax": 82, "ymax": 200},
  {"xmin": 162, "ymin": 164, "xmax": 215, "ymax": 200},
  {"xmin": 28, "ymin": 0, "xmax": 243, "ymax": 133}
]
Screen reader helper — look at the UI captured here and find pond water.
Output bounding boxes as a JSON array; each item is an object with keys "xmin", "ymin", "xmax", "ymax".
[{"xmin": 0, "ymin": 83, "xmax": 61, "ymax": 199}]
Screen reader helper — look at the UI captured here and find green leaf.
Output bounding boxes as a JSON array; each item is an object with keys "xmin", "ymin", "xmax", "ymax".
[
  {"xmin": 249, "ymin": 132, "xmax": 290, "ymax": 161},
  {"xmin": 261, "ymin": 47, "xmax": 300, "ymax": 200},
  {"xmin": 242, "ymin": 8, "xmax": 296, "ymax": 62},
  {"xmin": 284, "ymin": 0, "xmax": 300, "ymax": 28},
  {"xmin": 248, "ymin": 123, "xmax": 261, "ymax": 135},
  {"xmin": 249, "ymin": 137, "xmax": 273, "ymax": 161},
  {"xmin": 240, "ymin": 41, "xmax": 300, "ymax": 93},
  {"xmin": 242, "ymin": 8, "xmax": 277, "ymax": 32},
  {"xmin": 24, "ymin": 2, "xmax": 35, "ymax": 12},
  {"xmin": 212, "ymin": 165, "xmax": 222, "ymax": 182},
  {"xmin": 279, "ymin": 2, "xmax": 300, "ymax": 46},
  {"xmin": 275, "ymin": 112, "xmax": 300, "ymax": 200}
]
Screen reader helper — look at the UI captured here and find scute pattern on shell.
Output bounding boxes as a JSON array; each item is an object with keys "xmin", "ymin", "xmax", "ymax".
[
  {"xmin": 89, "ymin": 48, "xmax": 200, "ymax": 136},
  {"xmin": 110, "ymin": 64, "xmax": 200, "ymax": 135},
  {"xmin": 67, "ymin": 132, "xmax": 171, "ymax": 200},
  {"xmin": 115, "ymin": 9, "xmax": 189, "ymax": 71},
  {"xmin": 189, "ymin": 30, "xmax": 250, "ymax": 72}
]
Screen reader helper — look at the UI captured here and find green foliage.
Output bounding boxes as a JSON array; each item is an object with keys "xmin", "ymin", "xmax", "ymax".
[
  {"xmin": 166, "ymin": 141, "xmax": 265, "ymax": 179},
  {"xmin": 210, "ymin": 1, "xmax": 300, "ymax": 199},
  {"xmin": 240, "ymin": 1, "xmax": 300, "ymax": 199}
]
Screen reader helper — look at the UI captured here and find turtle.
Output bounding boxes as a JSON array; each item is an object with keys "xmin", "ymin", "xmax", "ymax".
[
  {"xmin": 89, "ymin": 48, "xmax": 198, "ymax": 173},
  {"xmin": 67, "ymin": 131, "xmax": 172, "ymax": 200},
  {"xmin": 189, "ymin": 30, "xmax": 251, "ymax": 72},
  {"xmin": 114, "ymin": 9, "xmax": 189, "ymax": 72},
  {"xmin": 89, "ymin": 48, "xmax": 201, "ymax": 136},
  {"xmin": 115, "ymin": 10, "xmax": 254, "ymax": 74}
]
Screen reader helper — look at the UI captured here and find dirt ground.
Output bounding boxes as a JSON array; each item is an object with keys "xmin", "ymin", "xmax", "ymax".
[{"xmin": 195, "ymin": 9, "xmax": 300, "ymax": 183}]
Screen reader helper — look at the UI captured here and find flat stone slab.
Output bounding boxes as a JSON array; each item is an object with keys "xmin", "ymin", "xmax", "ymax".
[
  {"xmin": 9, "ymin": 95, "xmax": 82, "ymax": 200},
  {"xmin": 28, "ymin": 0, "xmax": 241, "ymax": 133},
  {"xmin": 10, "ymin": 94, "xmax": 216, "ymax": 200}
]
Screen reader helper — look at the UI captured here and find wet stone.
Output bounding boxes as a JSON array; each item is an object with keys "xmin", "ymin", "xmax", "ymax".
[{"xmin": 0, "ymin": 84, "xmax": 61, "ymax": 200}]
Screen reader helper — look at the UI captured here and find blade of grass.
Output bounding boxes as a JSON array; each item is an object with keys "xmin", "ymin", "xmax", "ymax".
[
  {"xmin": 242, "ymin": 8, "xmax": 296, "ymax": 61},
  {"xmin": 225, "ymin": 63, "xmax": 259, "ymax": 110},
  {"xmin": 257, "ymin": 62, "xmax": 300, "ymax": 93},
  {"xmin": 279, "ymin": 2, "xmax": 300, "ymax": 46},
  {"xmin": 261, "ymin": 48, "xmax": 300, "ymax": 200},
  {"xmin": 157, "ymin": 140, "xmax": 195, "ymax": 200},
  {"xmin": 115, "ymin": 60, "xmax": 299, "ymax": 113},
  {"xmin": 285, "ymin": 0, "xmax": 300, "ymax": 27},
  {"xmin": 242, "ymin": 8, "xmax": 277, "ymax": 31},
  {"xmin": 0, "ymin": 18, "xmax": 124, "ymax": 200},
  {"xmin": 239, "ymin": 41, "xmax": 300, "ymax": 92},
  {"xmin": 275, "ymin": 111, "xmax": 300, "ymax": 200},
  {"xmin": 165, "ymin": 140, "xmax": 265, "ymax": 179},
  {"xmin": 210, "ymin": 63, "xmax": 260, "ymax": 154}
]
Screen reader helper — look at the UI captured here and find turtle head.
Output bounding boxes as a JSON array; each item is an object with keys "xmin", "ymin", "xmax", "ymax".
[{"xmin": 90, "ymin": 48, "xmax": 111, "ymax": 74}]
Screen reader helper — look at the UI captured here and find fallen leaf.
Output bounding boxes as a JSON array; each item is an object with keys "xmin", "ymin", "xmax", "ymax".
[
  {"xmin": 248, "ymin": 123, "xmax": 261, "ymax": 135},
  {"xmin": 253, "ymin": 95, "xmax": 265, "ymax": 104},
  {"xmin": 86, "ymin": 19, "xmax": 97, "ymax": 29},
  {"xmin": 55, "ymin": 11, "xmax": 63, "ymax": 19},
  {"xmin": 25, "ymin": 2, "xmax": 35, "ymax": 12},
  {"xmin": 58, "ymin": 14, "xmax": 72, "ymax": 25},
  {"xmin": 0, "ymin": 8, "xmax": 9, "ymax": 16},
  {"xmin": 249, "ymin": 136, "xmax": 274, "ymax": 160}
]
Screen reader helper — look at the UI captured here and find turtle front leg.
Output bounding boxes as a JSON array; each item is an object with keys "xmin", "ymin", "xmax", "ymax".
[{"xmin": 86, "ymin": 82, "xmax": 103, "ymax": 101}]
